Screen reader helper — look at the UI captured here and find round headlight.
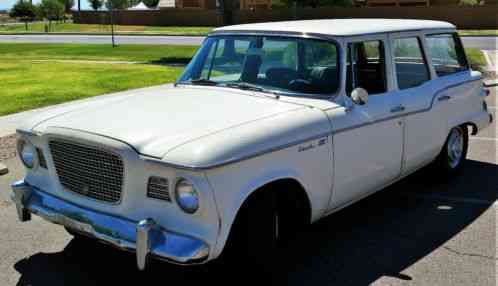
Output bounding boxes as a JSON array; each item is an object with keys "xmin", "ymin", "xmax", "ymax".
[
  {"xmin": 175, "ymin": 179, "xmax": 199, "ymax": 214},
  {"xmin": 17, "ymin": 138, "xmax": 37, "ymax": 169}
]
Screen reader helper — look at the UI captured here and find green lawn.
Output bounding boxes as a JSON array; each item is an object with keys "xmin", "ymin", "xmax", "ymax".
[
  {"xmin": 0, "ymin": 43, "xmax": 198, "ymax": 62},
  {"xmin": 458, "ymin": 30, "xmax": 498, "ymax": 36},
  {"xmin": 0, "ymin": 22, "xmax": 213, "ymax": 35},
  {"xmin": 0, "ymin": 61, "xmax": 185, "ymax": 116},
  {"xmin": 0, "ymin": 43, "xmax": 195, "ymax": 115},
  {"xmin": 0, "ymin": 43, "xmax": 488, "ymax": 116},
  {"xmin": 466, "ymin": 48, "xmax": 487, "ymax": 71}
]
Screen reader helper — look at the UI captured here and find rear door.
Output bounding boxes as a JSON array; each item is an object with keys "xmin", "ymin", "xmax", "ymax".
[{"xmin": 389, "ymin": 32, "xmax": 450, "ymax": 174}]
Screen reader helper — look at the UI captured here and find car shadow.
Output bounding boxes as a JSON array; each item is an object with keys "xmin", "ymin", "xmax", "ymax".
[{"xmin": 13, "ymin": 159, "xmax": 497, "ymax": 286}]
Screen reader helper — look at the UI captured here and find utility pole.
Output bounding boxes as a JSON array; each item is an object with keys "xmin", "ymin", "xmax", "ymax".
[
  {"xmin": 78, "ymin": 0, "xmax": 81, "ymax": 11},
  {"xmin": 109, "ymin": 5, "xmax": 116, "ymax": 47}
]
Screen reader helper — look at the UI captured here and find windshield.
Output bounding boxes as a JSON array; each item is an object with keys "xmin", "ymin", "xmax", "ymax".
[{"xmin": 178, "ymin": 35, "xmax": 340, "ymax": 96}]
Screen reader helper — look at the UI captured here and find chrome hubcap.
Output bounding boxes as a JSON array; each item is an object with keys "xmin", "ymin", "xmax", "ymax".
[{"xmin": 447, "ymin": 128, "xmax": 464, "ymax": 169}]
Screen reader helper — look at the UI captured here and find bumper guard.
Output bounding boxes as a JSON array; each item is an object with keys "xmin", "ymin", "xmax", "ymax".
[{"xmin": 11, "ymin": 180, "xmax": 209, "ymax": 270}]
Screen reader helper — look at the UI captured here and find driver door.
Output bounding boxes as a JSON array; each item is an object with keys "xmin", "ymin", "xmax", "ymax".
[{"xmin": 326, "ymin": 36, "xmax": 404, "ymax": 211}]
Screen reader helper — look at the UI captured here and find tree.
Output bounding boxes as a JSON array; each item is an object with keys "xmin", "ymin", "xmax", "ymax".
[
  {"xmin": 105, "ymin": 0, "xmax": 129, "ymax": 9},
  {"xmin": 38, "ymin": 0, "xmax": 65, "ymax": 30},
  {"xmin": 128, "ymin": 0, "xmax": 141, "ymax": 7},
  {"xmin": 57, "ymin": 0, "xmax": 75, "ymax": 13},
  {"xmin": 9, "ymin": 0, "xmax": 37, "ymax": 31},
  {"xmin": 88, "ymin": 0, "xmax": 104, "ymax": 10},
  {"xmin": 143, "ymin": 0, "xmax": 159, "ymax": 7}
]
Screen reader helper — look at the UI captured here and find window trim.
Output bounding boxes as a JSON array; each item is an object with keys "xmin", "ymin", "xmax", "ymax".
[
  {"xmin": 391, "ymin": 36, "xmax": 432, "ymax": 91},
  {"xmin": 425, "ymin": 32, "xmax": 470, "ymax": 78},
  {"xmin": 346, "ymin": 39, "xmax": 389, "ymax": 96},
  {"xmin": 178, "ymin": 34, "xmax": 343, "ymax": 99}
]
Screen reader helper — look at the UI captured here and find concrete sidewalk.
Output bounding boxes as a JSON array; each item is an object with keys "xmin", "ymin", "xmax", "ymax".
[{"xmin": 483, "ymin": 50, "xmax": 497, "ymax": 72}]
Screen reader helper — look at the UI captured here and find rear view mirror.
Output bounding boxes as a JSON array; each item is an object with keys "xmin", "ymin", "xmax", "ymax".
[{"xmin": 351, "ymin": 88, "xmax": 369, "ymax": 105}]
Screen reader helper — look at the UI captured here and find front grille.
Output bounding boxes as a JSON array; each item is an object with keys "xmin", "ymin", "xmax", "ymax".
[
  {"xmin": 49, "ymin": 139, "xmax": 124, "ymax": 203},
  {"xmin": 147, "ymin": 176, "xmax": 171, "ymax": 201}
]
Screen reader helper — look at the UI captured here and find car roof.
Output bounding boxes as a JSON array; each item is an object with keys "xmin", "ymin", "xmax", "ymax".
[{"xmin": 213, "ymin": 19, "xmax": 455, "ymax": 37}]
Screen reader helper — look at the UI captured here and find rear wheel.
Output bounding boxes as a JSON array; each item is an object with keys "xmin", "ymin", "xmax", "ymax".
[{"xmin": 433, "ymin": 125, "xmax": 468, "ymax": 176}]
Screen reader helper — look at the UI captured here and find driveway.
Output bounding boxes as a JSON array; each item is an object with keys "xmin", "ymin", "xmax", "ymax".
[{"xmin": 0, "ymin": 88, "xmax": 495, "ymax": 285}]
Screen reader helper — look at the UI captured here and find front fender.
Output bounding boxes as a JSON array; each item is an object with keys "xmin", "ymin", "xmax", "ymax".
[{"xmin": 205, "ymin": 136, "xmax": 333, "ymax": 259}]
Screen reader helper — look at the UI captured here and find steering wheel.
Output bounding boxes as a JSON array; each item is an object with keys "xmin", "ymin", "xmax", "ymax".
[{"xmin": 288, "ymin": 79, "xmax": 313, "ymax": 91}]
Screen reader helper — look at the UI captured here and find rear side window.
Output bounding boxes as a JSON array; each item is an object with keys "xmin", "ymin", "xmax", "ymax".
[
  {"xmin": 426, "ymin": 34, "xmax": 469, "ymax": 77},
  {"xmin": 393, "ymin": 37, "xmax": 430, "ymax": 90}
]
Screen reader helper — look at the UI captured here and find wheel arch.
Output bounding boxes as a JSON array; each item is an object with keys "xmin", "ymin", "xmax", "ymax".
[{"xmin": 214, "ymin": 176, "xmax": 313, "ymax": 258}]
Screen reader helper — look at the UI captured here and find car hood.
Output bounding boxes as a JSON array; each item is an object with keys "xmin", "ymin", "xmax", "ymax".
[{"xmin": 27, "ymin": 85, "xmax": 305, "ymax": 158}]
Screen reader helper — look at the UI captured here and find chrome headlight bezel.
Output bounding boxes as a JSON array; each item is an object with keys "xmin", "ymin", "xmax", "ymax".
[
  {"xmin": 16, "ymin": 138, "xmax": 38, "ymax": 170},
  {"xmin": 174, "ymin": 178, "xmax": 199, "ymax": 214}
]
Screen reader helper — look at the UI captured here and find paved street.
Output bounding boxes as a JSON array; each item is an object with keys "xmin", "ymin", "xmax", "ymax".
[
  {"xmin": 0, "ymin": 34, "xmax": 205, "ymax": 45},
  {"xmin": 0, "ymin": 34, "xmax": 495, "ymax": 49},
  {"xmin": 0, "ymin": 88, "xmax": 495, "ymax": 285}
]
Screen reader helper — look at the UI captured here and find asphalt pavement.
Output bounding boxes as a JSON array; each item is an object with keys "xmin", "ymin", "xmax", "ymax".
[
  {"xmin": 0, "ymin": 88, "xmax": 496, "ymax": 285},
  {"xmin": 0, "ymin": 34, "xmax": 205, "ymax": 45},
  {"xmin": 0, "ymin": 34, "xmax": 495, "ymax": 50}
]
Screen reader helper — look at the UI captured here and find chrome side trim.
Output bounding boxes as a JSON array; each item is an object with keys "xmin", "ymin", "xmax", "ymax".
[
  {"xmin": 11, "ymin": 180, "xmax": 210, "ymax": 269},
  {"xmin": 334, "ymin": 78, "xmax": 481, "ymax": 134},
  {"xmin": 144, "ymin": 78, "xmax": 479, "ymax": 171},
  {"xmin": 144, "ymin": 132, "xmax": 331, "ymax": 171}
]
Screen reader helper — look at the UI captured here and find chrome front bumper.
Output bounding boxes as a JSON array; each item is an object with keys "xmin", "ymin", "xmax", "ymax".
[{"xmin": 11, "ymin": 180, "xmax": 209, "ymax": 270}]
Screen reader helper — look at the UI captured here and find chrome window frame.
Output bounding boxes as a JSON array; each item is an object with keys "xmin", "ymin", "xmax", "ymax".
[{"xmin": 186, "ymin": 30, "xmax": 344, "ymax": 100}]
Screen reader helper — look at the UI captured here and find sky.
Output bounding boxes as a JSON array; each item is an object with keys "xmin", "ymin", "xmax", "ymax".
[{"xmin": 0, "ymin": 0, "xmax": 91, "ymax": 10}]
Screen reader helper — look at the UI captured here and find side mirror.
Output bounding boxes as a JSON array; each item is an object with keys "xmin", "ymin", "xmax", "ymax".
[{"xmin": 351, "ymin": 88, "xmax": 369, "ymax": 105}]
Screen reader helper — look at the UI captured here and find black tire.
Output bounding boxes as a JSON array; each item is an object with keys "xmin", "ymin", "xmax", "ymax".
[
  {"xmin": 433, "ymin": 125, "xmax": 469, "ymax": 177},
  {"xmin": 221, "ymin": 191, "xmax": 281, "ymax": 272}
]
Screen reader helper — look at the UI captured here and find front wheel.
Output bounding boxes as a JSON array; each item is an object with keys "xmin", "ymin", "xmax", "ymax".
[
  {"xmin": 433, "ymin": 125, "xmax": 468, "ymax": 176},
  {"xmin": 220, "ymin": 192, "xmax": 281, "ymax": 271}
]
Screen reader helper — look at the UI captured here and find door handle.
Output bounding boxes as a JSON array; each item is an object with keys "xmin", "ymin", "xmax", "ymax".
[
  {"xmin": 438, "ymin": 95, "xmax": 451, "ymax": 102},
  {"xmin": 390, "ymin": 105, "xmax": 405, "ymax": 113}
]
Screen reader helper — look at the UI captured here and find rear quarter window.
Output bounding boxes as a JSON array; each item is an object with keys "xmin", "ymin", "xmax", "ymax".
[
  {"xmin": 393, "ymin": 37, "xmax": 431, "ymax": 90},
  {"xmin": 426, "ymin": 33, "xmax": 469, "ymax": 77}
]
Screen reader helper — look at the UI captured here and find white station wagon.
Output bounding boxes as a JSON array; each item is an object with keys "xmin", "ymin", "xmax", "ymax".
[{"xmin": 11, "ymin": 19, "xmax": 492, "ymax": 270}]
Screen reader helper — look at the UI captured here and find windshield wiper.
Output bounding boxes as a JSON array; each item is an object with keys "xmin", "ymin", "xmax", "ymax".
[
  {"xmin": 183, "ymin": 79, "xmax": 219, "ymax": 86},
  {"xmin": 224, "ymin": 82, "xmax": 280, "ymax": 98}
]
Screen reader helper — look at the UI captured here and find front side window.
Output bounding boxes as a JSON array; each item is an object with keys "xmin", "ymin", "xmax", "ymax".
[
  {"xmin": 179, "ymin": 35, "xmax": 340, "ymax": 96},
  {"xmin": 426, "ymin": 34, "xmax": 469, "ymax": 77},
  {"xmin": 346, "ymin": 40, "xmax": 387, "ymax": 95},
  {"xmin": 393, "ymin": 37, "xmax": 430, "ymax": 90}
]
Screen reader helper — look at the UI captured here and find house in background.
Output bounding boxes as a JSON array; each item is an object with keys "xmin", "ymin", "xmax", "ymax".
[
  {"xmin": 158, "ymin": 0, "xmax": 217, "ymax": 9},
  {"xmin": 158, "ymin": 0, "xmax": 270, "ymax": 9}
]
